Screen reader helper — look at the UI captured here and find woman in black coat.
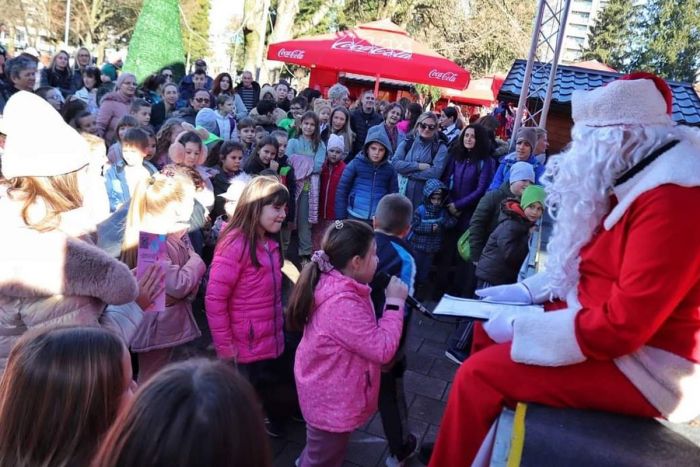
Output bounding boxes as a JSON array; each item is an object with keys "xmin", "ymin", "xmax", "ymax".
[{"xmin": 40, "ymin": 50, "xmax": 75, "ymax": 98}]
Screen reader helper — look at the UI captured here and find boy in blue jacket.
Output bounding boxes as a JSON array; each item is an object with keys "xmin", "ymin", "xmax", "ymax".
[
  {"xmin": 335, "ymin": 125, "xmax": 398, "ymax": 222},
  {"xmin": 369, "ymin": 194, "xmax": 418, "ymax": 466},
  {"xmin": 409, "ymin": 179, "xmax": 457, "ymax": 294}
]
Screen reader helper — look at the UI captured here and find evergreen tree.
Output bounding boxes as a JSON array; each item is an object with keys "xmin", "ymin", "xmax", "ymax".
[
  {"xmin": 123, "ymin": 0, "xmax": 186, "ymax": 83},
  {"xmin": 633, "ymin": 0, "xmax": 700, "ymax": 82},
  {"xmin": 580, "ymin": 0, "xmax": 635, "ymax": 71},
  {"xmin": 181, "ymin": 0, "xmax": 212, "ymax": 64}
]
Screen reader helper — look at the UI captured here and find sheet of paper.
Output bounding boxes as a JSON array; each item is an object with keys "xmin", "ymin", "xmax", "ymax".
[
  {"xmin": 433, "ymin": 294, "xmax": 544, "ymax": 319},
  {"xmin": 136, "ymin": 231, "xmax": 167, "ymax": 312}
]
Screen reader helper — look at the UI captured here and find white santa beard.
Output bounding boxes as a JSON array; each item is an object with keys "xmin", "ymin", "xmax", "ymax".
[{"xmin": 542, "ymin": 124, "xmax": 677, "ymax": 300}]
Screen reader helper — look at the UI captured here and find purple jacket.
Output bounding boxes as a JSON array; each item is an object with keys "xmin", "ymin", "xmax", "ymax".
[
  {"xmin": 295, "ymin": 270, "xmax": 404, "ymax": 432},
  {"xmin": 442, "ymin": 157, "xmax": 496, "ymax": 231},
  {"xmin": 205, "ymin": 231, "xmax": 284, "ymax": 363}
]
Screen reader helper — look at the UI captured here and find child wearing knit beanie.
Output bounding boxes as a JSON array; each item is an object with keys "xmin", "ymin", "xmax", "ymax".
[{"xmin": 313, "ymin": 134, "xmax": 347, "ymax": 250}]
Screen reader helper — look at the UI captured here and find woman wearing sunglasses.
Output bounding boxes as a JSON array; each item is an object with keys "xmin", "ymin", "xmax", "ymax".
[{"xmin": 391, "ymin": 111, "xmax": 450, "ymax": 209}]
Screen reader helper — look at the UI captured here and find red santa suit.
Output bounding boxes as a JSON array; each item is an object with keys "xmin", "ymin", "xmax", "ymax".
[{"xmin": 430, "ymin": 76, "xmax": 700, "ymax": 466}]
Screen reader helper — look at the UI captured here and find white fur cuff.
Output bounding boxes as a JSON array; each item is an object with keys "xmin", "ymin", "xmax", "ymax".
[{"xmin": 511, "ymin": 307, "xmax": 586, "ymax": 366}]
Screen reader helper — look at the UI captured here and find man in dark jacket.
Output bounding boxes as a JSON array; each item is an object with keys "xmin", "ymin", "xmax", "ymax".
[
  {"xmin": 349, "ymin": 89, "xmax": 383, "ymax": 160},
  {"xmin": 235, "ymin": 70, "xmax": 260, "ymax": 113},
  {"xmin": 178, "ymin": 59, "xmax": 213, "ymax": 107}
]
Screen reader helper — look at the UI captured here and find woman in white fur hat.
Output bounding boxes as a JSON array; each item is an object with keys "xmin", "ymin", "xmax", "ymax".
[{"xmin": 0, "ymin": 91, "xmax": 161, "ymax": 375}]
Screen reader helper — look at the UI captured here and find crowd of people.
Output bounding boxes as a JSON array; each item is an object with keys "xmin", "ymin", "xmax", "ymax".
[{"xmin": 0, "ymin": 45, "xmax": 699, "ymax": 467}]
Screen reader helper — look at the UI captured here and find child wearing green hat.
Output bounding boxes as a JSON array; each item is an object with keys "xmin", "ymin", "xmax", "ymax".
[{"xmin": 475, "ymin": 184, "xmax": 546, "ymax": 288}]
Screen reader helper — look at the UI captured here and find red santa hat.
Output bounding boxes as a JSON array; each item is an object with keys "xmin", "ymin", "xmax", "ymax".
[{"xmin": 571, "ymin": 72, "xmax": 674, "ymax": 127}]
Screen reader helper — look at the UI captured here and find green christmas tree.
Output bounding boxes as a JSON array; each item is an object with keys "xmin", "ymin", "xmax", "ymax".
[
  {"xmin": 580, "ymin": 0, "xmax": 636, "ymax": 72},
  {"xmin": 124, "ymin": 0, "xmax": 186, "ymax": 84}
]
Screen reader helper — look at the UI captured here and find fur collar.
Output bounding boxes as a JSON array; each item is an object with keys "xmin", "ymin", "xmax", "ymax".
[{"xmin": 605, "ymin": 139, "xmax": 700, "ymax": 230}]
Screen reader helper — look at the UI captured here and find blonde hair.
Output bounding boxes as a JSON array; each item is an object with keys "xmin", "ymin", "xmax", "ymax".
[
  {"xmin": 413, "ymin": 111, "xmax": 438, "ymax": 132},
  {"xmin": 120, "ymin": 170, "xmax": 195, "ymax": 268},
  {"xmin": 5, "ymin": 173, "xmax": 83, "ymax": 232}
]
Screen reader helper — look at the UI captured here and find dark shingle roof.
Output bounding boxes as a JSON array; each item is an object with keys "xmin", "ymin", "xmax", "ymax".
[{"xmin": 498, "ymin": 59, "xmax": 700, "ymax": 126}]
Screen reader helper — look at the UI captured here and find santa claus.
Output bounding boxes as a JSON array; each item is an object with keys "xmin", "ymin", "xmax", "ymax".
[{"xmin": 430, "ymin": 73, "xmax": 700, "ymax": 466}]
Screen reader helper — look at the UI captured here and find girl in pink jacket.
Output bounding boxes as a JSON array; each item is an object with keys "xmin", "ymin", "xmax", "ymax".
[
  {"xmin": 120, "ymin": 169, "xmax": 206, "ymax": 382},
  {"xmin": 288, "ymin": 220, "xmax": 408, "ymax": 467},
  {"xmin": 205, "ymin": 176, "xmax": 289, "ymax": 432}
]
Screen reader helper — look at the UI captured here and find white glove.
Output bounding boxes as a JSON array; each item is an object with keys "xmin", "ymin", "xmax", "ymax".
[
  {"xmin": 483, "ymin": 310, "xmax": 517, "ymax": 343},
  {"xmin": 475, "ymin": 283, "xmax": 532, "ymax": 304}
]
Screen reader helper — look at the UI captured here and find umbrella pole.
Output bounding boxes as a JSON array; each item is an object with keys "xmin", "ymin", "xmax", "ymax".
[{"xmin": 374, "ymin": 74, "xmax": 380, "ymax": 98}]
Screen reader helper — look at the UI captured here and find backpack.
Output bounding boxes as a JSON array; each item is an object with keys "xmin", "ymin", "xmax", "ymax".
[{"xmin": 457, "ymin": 229, "xmax": 472, "ymax": 262}]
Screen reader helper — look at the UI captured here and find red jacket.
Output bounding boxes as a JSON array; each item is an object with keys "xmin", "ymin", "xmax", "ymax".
[{"xmin": 319, "ymin": 160, "xmax": 346, "ymax": 220}]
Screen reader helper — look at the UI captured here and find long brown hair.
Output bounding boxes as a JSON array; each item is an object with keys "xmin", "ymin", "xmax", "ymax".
[
  {"xmin": 329, "ymin": 106, "xmax": 354, "ymax": 152},
  {"xmin": 217, "ymin": 176, "xmax": 289, "ymax": 267},
  {"xmin": 0, "ymin": 326, "xmax": 126, "ymax": 467},
  {"xmin": 5, "ymin": 172, "xmax": 83, "ymax": 231},
  {"xmin": 155, "ymin": 117, "xmax": 185, "ymax": 158},
  {"xmin": 286, "ymin": 219, "xmax": 374, "ymax": 331},
  {"xmin": 92, "ymin": 359, "xmax": 271, "ymax": 467},
  {"xmin": 298, "ymin": 110, "xmax": 322, "ymax": 152}
]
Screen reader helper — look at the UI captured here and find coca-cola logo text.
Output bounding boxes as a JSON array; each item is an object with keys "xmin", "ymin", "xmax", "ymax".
[
  {"xmin": 331, "ymin": 38, "xmax": 412, "ymax": 60},
  {"xmin": 277, "ymin": 48, "xmax": 305, "ymax": 60},
  {"xmin": 429, "ymin": 69, "xmax": 458, "ymax": 82}
]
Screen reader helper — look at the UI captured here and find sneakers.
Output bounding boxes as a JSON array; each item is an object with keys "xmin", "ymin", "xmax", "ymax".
[
  {"xmin": 445, "ymin": 348, "xmax": 467, "ymax": 365},
  {"xmin": 264, "ymin": 418, "xmax": 285, "ymax": 438},
  {"xmin": 385, "ymin": 434, "xmax": 418, "ymax": 467}
]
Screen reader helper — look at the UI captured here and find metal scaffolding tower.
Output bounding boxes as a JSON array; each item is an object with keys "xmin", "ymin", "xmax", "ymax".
[{"xmin": 511, "ymin": 0, "xmax": 572, "ymax": 144}]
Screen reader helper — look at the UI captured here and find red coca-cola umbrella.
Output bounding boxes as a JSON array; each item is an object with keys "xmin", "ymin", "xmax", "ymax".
[{"xmin": 267, "ymin": 19, "xmax": 470, "ymax": 91}]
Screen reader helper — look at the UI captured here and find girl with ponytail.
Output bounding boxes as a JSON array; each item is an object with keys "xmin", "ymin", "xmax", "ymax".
[{"xmin": 288, "ymin": 219, "xmax": 408, "ymax": 466}]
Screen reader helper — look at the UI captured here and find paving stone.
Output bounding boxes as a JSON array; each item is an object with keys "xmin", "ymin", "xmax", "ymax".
[
  {"xmin": 442, "ymin": 382, "xmax": 453, "ymax": 402},
  {"xmin": 344, "ymin": 431, "xmax": 388, "ymax": 466},
  {"xmin": 364, "ymin": 411, "xmax": 386, "ymax": 438},
  {"xmin": 416, "ymin": 340, "xmax": 448, "ymax": 359},
  {"xmin": 405, "ymin": 335, "xmax": 424, "ymax": 353},
  {"xmin": 272, "ymin": 441, "xmax": 304, "ymax": 467},
  {"xmin": 408, "ymin": 321, "xmax": 451, "ymax": 344},
  {"xmin": 404, "ymin": 370, "xmax": 447, "ymax": 400},
  {"xmin": 406, "ymin": 352, "xmax": 434, "ymax": 375},
  {"xmin": 410, "ymin": 395, "xmax": 447, "ymax": 425},
  {"xmin": 428, "ymin": 357, "xmax": 458, "ymax": 382}
]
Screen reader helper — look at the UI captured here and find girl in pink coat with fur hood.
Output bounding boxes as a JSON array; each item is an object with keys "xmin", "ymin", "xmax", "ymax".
[{"xmin": 287, "ymin": 220, "xmax": 408, "ymax": 467}]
